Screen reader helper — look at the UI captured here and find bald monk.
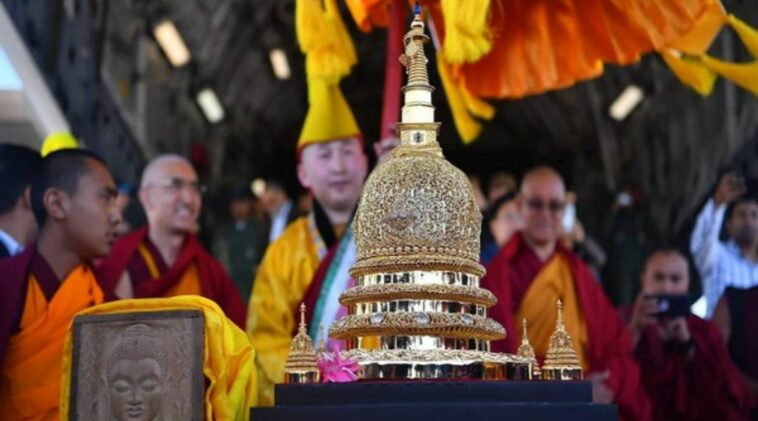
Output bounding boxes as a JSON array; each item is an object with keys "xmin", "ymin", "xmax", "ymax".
[
  {"xmin": 626, "ymin": 248, "xmax": 753, "ymax": 420},
  {"xmin": 482, "ymin": 166, "xmax": 650, "ymax": 421},
  {"xmin": 98, "ymin": 155, "xmax": 246, "ymax": 327},
  {"xmin": 0, "ymin": 149, "xmax": 122, "ymax": 420}
]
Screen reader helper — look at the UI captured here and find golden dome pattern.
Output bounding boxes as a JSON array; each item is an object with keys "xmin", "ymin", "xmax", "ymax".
[
  {"xmin": 327, "ymin": 9, "xmax": 520, "ymax": 381},
  {"xmin": 350, "ymin": 154, "xmax": 484, "ymax": 278}
]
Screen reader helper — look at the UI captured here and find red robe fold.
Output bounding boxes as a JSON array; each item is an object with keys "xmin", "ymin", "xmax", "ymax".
[
  {"xmin": 0, "ymin": 246, "xmax": 34, "ymax": 365},
  {"xmin": 98, "ymin": 226, "xmax": 246, "ymax": 328},
  {"xmin": 635, "ymin": 315, "xmax": 754, "ymax": 420},
  {"xmin": 482, "ymin": 233, "xmax": 651, "ymax": 421}
]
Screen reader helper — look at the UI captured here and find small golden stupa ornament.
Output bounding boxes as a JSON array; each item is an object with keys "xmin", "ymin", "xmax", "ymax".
[
  {"xmin": 517, "ymin": 319, "xmax": 541, "ymax": 380},
  {"xmin": 328, "ymin": 6, "xmax": 527, "ymax": 381},
  {"xmin": 541, "ymin": 300, "xmax": 583, "ymax": 381},
  {"xmin": 284, "ymin": 304, "xmax": 321, "ymax": 383}
]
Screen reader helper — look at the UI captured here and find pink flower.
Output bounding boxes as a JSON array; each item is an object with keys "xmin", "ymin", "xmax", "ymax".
[{"xmin": 317, "ymin": 350, "xmax": 360, "ymax": 383}]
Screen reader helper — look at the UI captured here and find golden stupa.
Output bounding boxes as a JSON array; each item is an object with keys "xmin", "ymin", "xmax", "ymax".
[
  {"xmin": 328, "ymin": 10, "xmax": 528, "ymax": 380},
  {"xmin": 284, "ymin": 304, "xmax": 321, "ymax": 383},
  {"xmin": 541, "ymin": 300, "xmax": 583, "ymax": 381},
  {"xmin": 517, "ymin": 319, "xmax": 542, "ymax": 380}
]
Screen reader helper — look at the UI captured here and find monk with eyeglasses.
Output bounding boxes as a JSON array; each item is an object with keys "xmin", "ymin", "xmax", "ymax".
[
  {"xmin": 482, "ymin": 166, "xmax": 650, "ymax": 421},
  {"xmin": 98, "ymin": 155, "xmax": 245, "ymax": 327}
]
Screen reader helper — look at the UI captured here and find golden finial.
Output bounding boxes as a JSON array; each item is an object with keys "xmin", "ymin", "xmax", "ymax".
[
  {"xmin": 542, "ymin": 299, "xmax": 582, "ymax": 381},
  {"xmin": 399, "ymin": 5, "xmax": 431, "ymax": 88},
  {"xmin": 517, "ymin": 319, "xmax": 541, "ymax": 380},
  {"xmin": 284, "ymin": 303, "xmax": 321, "ymax": 383},
  {"xmin": 299, "ymin": 303, "xmax": 307, "ymax": 332}
]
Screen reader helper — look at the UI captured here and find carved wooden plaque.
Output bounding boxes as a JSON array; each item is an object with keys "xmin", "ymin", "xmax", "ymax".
[{"xmin": 69, "ymin": 310, "xmax": 205, "ymax": 421}]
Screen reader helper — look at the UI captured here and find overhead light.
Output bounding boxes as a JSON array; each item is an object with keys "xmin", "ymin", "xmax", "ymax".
[
  {"xmin": 609, "ymin": 85, "xmax": 644, "ymax": 121},
  {"xmin": 153, "ymin": 20, "xmax": 191, "ymax": 67},
  {"xmin": 269, "ymin": 49, "xmax": 291, "ymax": 80},
  {"xmin": 196, "ymin": 88, "xmax": 225, "ymax": 124},
  {"xmin": 251, "ymin": 178, "xmax": 266, "ymax": 197}
]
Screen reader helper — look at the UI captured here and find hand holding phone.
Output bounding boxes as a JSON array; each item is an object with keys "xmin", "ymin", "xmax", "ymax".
[{"xmin": 714, "ymin": 171, "xmax": 747, "ymax": 205}]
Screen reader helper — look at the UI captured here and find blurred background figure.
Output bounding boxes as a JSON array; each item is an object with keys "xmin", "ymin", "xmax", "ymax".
[
  {"xmin": 0, "ymin": 144, "xmax": 42, "ymax": 257},
  {"xmin": 486, "ymin": 171, "xmax": 517, "ymax": 204},
  {"xmin": 690, "ymin": 171, "xmax": 758, "ymax": 319},
  {"xmin": 113, "ymin": 181, "xmax": 135, "ymax": 236},
  {"xmin": 602, "ymin": 185, "xmax": 659, "ymax": 306},
  {"xmin": 468, "ymin": 175, "xmax": 487, "ymax": 212},
  {"xmin": 561, "ymin": 191, "xmax": 607, "ymax": 280},
  {"xmin": 260, "ymin": 178, "xmax": 302, "ymax": 243},
  {"xmin": 214, "ymin": 184, "xmax": 268, "ymax": 302},
  {"xmin": 480, "ymin": 191, "xmax": 521, "ymax": 265}
]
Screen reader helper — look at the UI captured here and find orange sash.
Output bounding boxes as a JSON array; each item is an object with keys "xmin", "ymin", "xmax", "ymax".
[
  {"xmin": 0, "ymin": 266, "xmax": 104, "ymax": 420},
  {"xmin": 138, "ymin": 243, "xmax": 202, "ymax": 296},
  {"xmin": 515, "ymin": 253, "xmax": 589, "ymax": 371}
]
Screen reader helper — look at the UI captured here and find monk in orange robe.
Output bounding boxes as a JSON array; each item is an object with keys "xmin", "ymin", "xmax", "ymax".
[
  {"xmin": 98, "ymin": 155, "xmax": 246, "ymax": 327},
  {"xmin": 481, "ymin": 166, "xmax": 650, "ymax": 421},
  {"xmin": 625, "ymin": 248, "xmax": 754, "ymax": 420},
  {"xmin": 0, "ymin": 149, "xmax": 122, "ymax": 420}
]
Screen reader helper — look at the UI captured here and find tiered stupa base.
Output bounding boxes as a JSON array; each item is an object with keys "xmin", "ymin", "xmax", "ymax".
[{"xmin": 342, "ymin": 349, "xmax": 531, "ymax": 380}]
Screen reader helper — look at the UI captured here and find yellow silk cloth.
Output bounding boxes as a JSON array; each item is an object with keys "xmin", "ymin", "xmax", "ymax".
[
  {"xmin": 346, "ymin": 0, "xmax": 758, "ymax": 142},
  {"xmin": 296, "ymin": 0, "xmax": 361, "ymax": 150},
  {"xmin": 246, "ymin": 217, "xmax": 322, "ymax": 406},
  {"xmin": 660, "ymin": 1, "xmax": 758, "ymax": 96},
  {"xmin": 515, "ymin": 253, "xmax": 589, "ymax": 371},
  {"xmin": 137, "ymin": 243, "xmax": 203, "ymax": 296},
  {"xmin": 0, "ymin": 267, "xmax": 104, "ymax": 420},
  {"xmin": 59, "ymin": 296, "xmax": 257, "ymax": 421}
]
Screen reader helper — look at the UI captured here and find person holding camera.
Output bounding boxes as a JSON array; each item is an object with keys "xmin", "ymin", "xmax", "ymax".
[
  {"xmin": 690, "ymin": 171, "xmax": 758, "ymax": 318},
  {"xmin": 626, "ymin": 248, "xmax": 754, "ymax": 421}
]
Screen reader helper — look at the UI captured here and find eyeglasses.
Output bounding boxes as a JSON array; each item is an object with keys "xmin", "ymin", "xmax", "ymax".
[
  {"xmin": 145, "ymin": 177, "xmax": 207, "ymax": 195},
  {"xmin": 525, "ymin": 198, "xmax": 565, "ymax": 213}
]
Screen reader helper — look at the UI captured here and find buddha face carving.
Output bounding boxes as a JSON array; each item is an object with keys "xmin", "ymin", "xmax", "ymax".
[
  {"xmin": 102, "ymin": 324, "xmax": 169, "ymax": 421},
  {"xmin": 107, "ymin": 358, "xmax": 165, "ymax": 421}
]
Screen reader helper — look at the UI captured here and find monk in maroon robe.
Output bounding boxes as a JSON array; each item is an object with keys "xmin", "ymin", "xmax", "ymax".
[
  {"xmin": 98, "ymin": 155, "xmax": 245, "ymax": 327},
  {"xmin": 0, "ymin": 149, "xmax": 122, "ymax": 419},
  {"xmin": 625, "ymin": 248, "xmax": 754, "ymax": 420},
  {"xmin": 482, "ymin": 166, "xmax": 650, "ymax": 421}
]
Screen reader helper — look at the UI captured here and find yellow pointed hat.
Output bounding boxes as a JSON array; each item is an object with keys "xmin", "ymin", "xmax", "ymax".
[{"xmin": 297, "ymin": 78, "xmax": 362, "ymax": 151}]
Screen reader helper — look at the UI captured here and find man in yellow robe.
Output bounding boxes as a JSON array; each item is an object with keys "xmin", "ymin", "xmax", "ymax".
[
  {"xmin": 246, "ymin": 81, "xmax": 369, "ymax": 405},
  {"xmin": 0, "ymin": 149, "xmax": 123, "ymax": 420},
  {"xmin": 482, "ymin": 166, "xmax": 650, "ymax": 421}
]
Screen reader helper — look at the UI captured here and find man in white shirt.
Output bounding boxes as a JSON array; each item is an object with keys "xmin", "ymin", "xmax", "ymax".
[
  {"xmin": 690, "ymin": 171, "xmax": 758, "ymax": 318},
  {"xmin": 0, "ymin": 145, "xmax": 42, "ymax": 257}
]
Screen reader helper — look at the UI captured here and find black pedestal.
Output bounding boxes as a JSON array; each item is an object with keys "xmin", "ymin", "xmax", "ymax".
[{"xmin": 250, "ymin": 381, "xmax": 618, "ymax": 420}]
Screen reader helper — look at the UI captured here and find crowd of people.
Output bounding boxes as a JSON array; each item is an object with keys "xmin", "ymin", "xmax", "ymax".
[{"xmin": 0, "ymin": 134, "xmax": 756, "ymax": 420}]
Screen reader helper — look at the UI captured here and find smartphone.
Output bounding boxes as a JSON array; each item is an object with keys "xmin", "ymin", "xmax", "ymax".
[
  {"xmin": 562, "ymin": 203, "xmax": 576, "ymax": 232},
  {"xmin": 646, "ymin": 294, "xmax": 690, "ymax": 318}
]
